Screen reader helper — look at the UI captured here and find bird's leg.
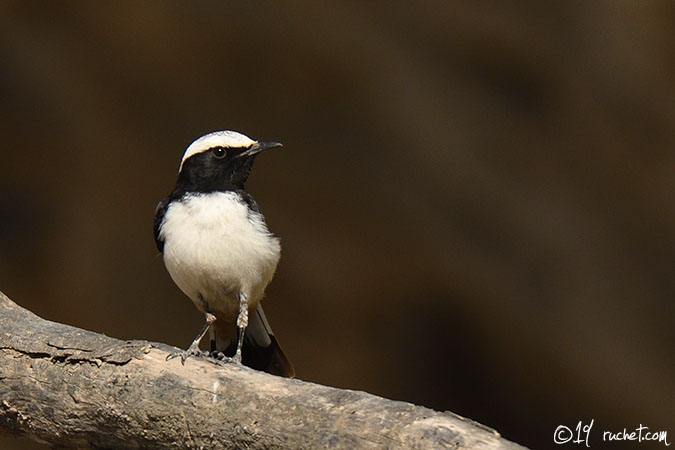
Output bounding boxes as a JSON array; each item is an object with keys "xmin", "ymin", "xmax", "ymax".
[
  {"xmin": 233, "ymin": 292, "xmax": 249, "ymax": 363},
  {"xmin": 166, "ymin": 312, "xmax": 216, "ymax": 365}
]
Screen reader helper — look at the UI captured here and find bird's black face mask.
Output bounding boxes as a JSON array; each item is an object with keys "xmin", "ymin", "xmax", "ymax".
[{"xmin": 175, "ymin": 148, "xmax": 257, "ymax": 194}]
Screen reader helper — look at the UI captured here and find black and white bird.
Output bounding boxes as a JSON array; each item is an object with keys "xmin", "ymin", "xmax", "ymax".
[{"xmin": 153, "ymin": 130, "xmax": 294, "ymax": 377}]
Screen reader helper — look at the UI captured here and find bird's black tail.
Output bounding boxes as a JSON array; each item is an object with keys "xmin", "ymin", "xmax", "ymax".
[{"xmin": 211, "ymin": 306, "xmax": 295, "ymax": 378}]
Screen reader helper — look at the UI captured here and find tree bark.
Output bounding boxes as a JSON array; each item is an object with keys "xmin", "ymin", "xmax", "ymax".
[{"xmin": 0, "ymin": 291, "xmax": 526, "ymax": 449}]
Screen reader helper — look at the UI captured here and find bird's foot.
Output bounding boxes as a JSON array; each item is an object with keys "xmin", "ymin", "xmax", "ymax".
[
  {"xmin": 166, "ymin": 342, "xmax": 206, "ymax": 365},
  {"xmin": 232, "ymin": 348, "xmax": 242, "ymax": 364},
  {"xmin": 211, "ymin": 351, "xmax": 242, "ymax": 364}
]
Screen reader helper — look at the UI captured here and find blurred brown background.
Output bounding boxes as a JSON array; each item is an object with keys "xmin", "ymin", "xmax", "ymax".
[{"xmin": 1, "ymin": 2, "xmax": 673, "ymax": 449}]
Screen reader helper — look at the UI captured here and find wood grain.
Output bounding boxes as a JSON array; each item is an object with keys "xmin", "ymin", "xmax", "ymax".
[{"xmin": 0, "ymin": 291, "xmax": 526, "ymax": 449}]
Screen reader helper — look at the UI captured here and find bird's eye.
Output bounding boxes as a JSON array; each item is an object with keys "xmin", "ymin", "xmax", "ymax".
[{"xmin": 213, "ymin": 147, "xmax": 227, "ymax": 159}]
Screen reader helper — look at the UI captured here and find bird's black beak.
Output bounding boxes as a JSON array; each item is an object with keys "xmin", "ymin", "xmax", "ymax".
[{"xmin": 238, "ymin": 141, "xmax": 283, "ymax": 158}]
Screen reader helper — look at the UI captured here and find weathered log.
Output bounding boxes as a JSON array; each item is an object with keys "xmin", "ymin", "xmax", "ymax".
[{"xmin": 0, "ymin": 291, "xmax": 526, "ymax": 449}]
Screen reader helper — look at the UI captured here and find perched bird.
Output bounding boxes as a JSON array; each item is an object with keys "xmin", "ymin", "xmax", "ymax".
[{"xmin": 153, "ymin": 130, "xmax": 294, "ymax": 377}]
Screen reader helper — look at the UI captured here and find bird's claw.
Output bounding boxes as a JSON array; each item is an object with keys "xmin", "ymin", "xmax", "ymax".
[
  {"xmin": 211, "ymin": 351, "xmax": 242, "ymax": 364},
  {"xmin": 166, "ymin": 344, "xmax": 206, "ymax": 365}
]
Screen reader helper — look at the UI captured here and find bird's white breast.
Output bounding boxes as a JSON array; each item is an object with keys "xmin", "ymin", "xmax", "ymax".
[{"xmin": 159, "ymin": 192, "xmax": 280, "ymax": 320}]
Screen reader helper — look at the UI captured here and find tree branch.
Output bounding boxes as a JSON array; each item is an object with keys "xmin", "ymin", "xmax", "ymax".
[{"xmin": 0, "ymin": 291, "xmax": 526, "ymax": 449}]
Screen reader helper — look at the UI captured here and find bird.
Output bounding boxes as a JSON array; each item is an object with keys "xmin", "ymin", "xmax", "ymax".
[{"xmin": 153, "ymin": 130, "xmax": 294, "ymax": 377}]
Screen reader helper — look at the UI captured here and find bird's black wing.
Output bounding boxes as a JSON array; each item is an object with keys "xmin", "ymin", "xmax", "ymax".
[
  {"xmin": 211, "ymin": 306, "xmax": 295, "ymax": 378},
  {"xmin": 153, "ymin": 197, "xmax": 171, "ymax": 253},
  {"xmin": 243, "ymin": 306, "xmax": 295, "ymax": 377}
]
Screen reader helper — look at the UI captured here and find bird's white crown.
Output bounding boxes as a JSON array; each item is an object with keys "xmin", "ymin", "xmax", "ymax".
[{"xmin": 179, "ymin": 131, "xmax": 256, "ymax": 172}]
